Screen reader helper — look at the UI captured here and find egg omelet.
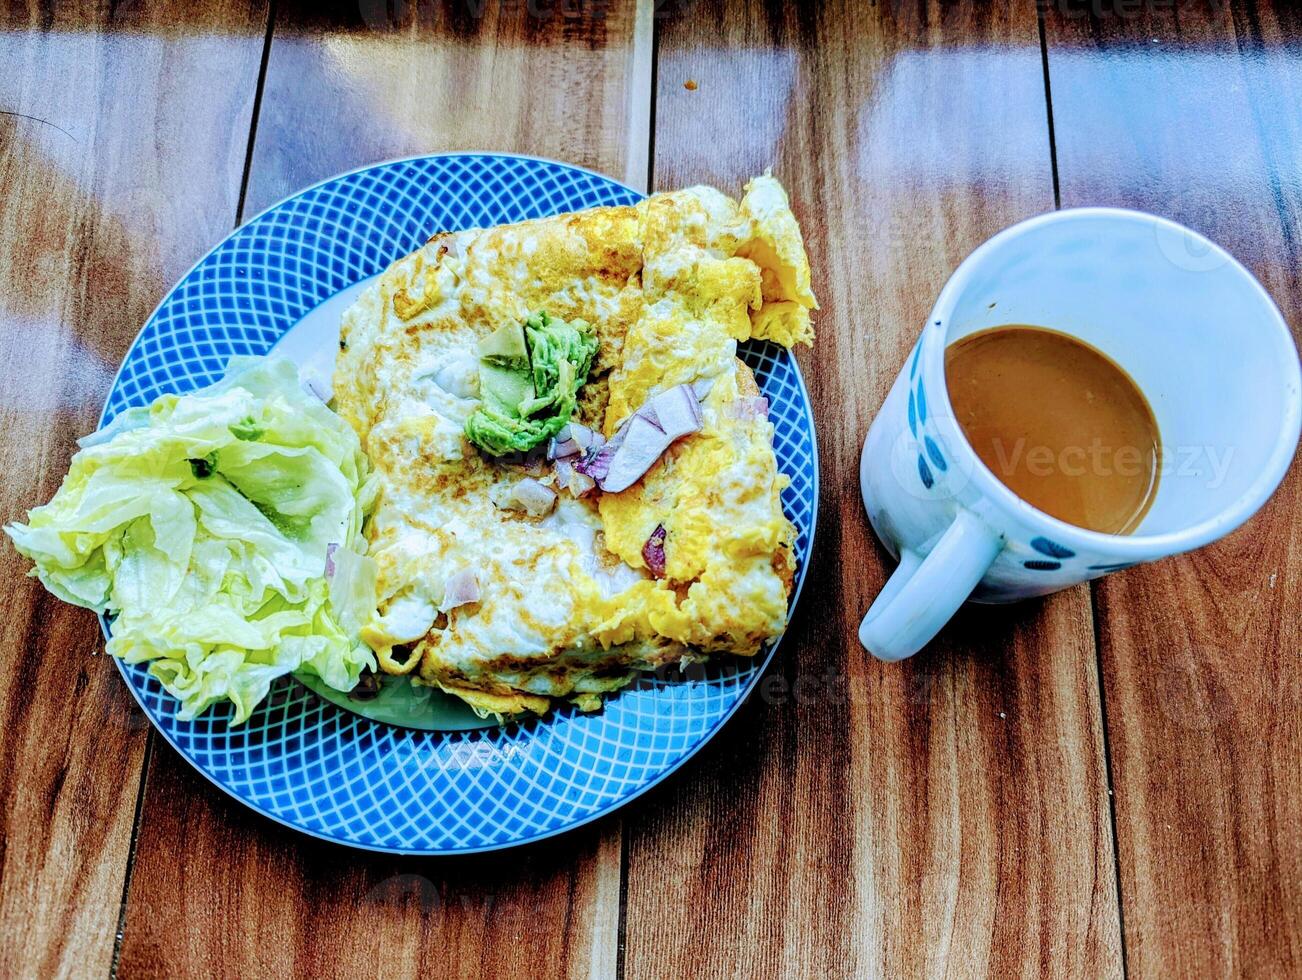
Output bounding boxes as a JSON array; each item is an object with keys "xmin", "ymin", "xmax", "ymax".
[{"xmin": 332, "ymin": 174, "xmax": 817, "ymax": 718}]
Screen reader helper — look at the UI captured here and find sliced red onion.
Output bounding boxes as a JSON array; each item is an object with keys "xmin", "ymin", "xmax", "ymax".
[
  {"xmin": 548, "ymin": 432, "xmax": 583, "ymax": 460},
  {"xmin": 575, "ymin": 425, "xmax": 624, "ymax": 480},
  {"xmin": 642, "ymin": 524, "xmax": 667, "ymax": 578},
  {"xmin": 568, "ymin": 423, "xmax": 598, "ymax": 451},
  {"xmin": 692, "ymin": 377, "xmax": 716, "ymax": 401},
  {"xmin": 648, "ymin": 384, "xmax": 702, "ymax": 439},
  {"xmin": 325, "ymin": 543, "xmax": 340, "ymax": 579},
  {"xmin": 553, "ymin": 457, "xmax": 596, "ymax": 497},
  {"xmin": 728, "ymin": 396, "xmax": 769, "ymax": 420},
  {"xmin": 548, "ymin": 438, "xmax": 579, "ymax": 460},
  {"xmin": 443, "ymin": 568, "xmax": 481, "ymax": 609},
  {"xmin": 591, "ymin": 385, "xmax": 703, "ymax": 493},
  {"xmin": 498, "ymin": 476, "xmax": 557, "ymax": 516},
  {"xmin": 599, "ymin": 415, "xmax": 676, "ymax": 493}
]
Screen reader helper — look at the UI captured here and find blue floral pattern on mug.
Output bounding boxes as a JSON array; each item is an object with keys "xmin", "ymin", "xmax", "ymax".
[
  {"xmin": 1021, "ymin": 537, "xmax": 1075, "ymax": 571},
  {"xmin": 912, "ymin": 376, "xmax": 940, "ymax": 491},
  {"xmin": 924, "ymin": 435, "xmax": 947, "ymax": 472},
  {"xmin": 918, "ymin": 455, "xmax": 935, "ymax": 489},
  {"xmin": 1030, "ymin": 536, "xmax": 1075, "ymax": 559}
]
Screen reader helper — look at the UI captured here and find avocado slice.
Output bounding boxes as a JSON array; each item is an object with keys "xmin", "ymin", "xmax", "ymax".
[
  {"xmin": 464, "ymin": 311, "xmax": 598, "ymax": 456},
  {"xmin": 478, "ymin": 361, "xmax": 536, "ymax": 415},
  {"xmin": 478, "ymin": 322, "xmax": 529, "ymax": 367}
]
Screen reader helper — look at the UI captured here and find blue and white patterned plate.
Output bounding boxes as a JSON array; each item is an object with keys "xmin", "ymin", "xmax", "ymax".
[{"xmin": 101, "ymin": 154, "xmax": 819, "ymax": 854}]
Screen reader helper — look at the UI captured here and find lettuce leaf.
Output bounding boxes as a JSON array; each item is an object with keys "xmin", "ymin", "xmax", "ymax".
[{"xmin": 5, "ymin": 356, "xmax": 377, "ymax": 723}]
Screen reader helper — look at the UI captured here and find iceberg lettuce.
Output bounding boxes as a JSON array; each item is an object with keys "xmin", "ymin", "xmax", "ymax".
[{"xmin": 5, "ymin": 356, "xmax": 378, "ymax": 723}]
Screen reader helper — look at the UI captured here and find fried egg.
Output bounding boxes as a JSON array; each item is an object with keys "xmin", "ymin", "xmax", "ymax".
[{"xmin": 333, "ymin": 174, "xmax": 817, "ymax": 717}]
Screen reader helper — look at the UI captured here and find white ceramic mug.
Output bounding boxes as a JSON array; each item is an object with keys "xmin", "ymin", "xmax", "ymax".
[{"xmin": 858, "ymin": 208, "xmax": 1302, "ymax": 661}]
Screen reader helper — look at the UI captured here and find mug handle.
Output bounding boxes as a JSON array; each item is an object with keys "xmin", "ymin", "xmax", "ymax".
[{"xmin": 858, "ymin": 509, "xmax": 1003, "ymax": 661}]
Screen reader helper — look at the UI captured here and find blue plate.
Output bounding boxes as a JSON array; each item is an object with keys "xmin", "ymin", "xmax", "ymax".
[{"xmin": 101, "ymin": 154, "xmax": 819, "ymax": 854}]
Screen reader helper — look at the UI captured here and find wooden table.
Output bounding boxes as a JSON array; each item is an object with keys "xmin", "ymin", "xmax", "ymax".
[{"xmin": 2, "ymin": 2, "xmax": 1298, "ymax": 976}]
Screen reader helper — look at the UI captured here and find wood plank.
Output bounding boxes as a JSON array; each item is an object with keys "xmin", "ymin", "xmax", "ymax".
[
  {"xmin": 1042, "ymin": 2, "xmax": 1302, "ymax": 974},
  {"xmin": 243, "ymin": 0, "xmax": 655, "ymax": 216},
  {"xmin": 116, "ymin": 3, "xmax": 651, "ymax": 977},
  {"xmin": 622, "ymin": 2, "xmax": 1123, "ymax": 976},
  {"xmin": 118, "ymin": 753, "xmax": 623, "ymax": 980},
  {"xmin": 0, "ymin": 3, "xmax": 268, "ymax": 978}
]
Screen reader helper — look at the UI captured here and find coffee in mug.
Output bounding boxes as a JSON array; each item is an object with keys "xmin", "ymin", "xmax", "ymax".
[{"xmin": 945, "ymin": 325, "xmax": 1161, "ymax": 535}]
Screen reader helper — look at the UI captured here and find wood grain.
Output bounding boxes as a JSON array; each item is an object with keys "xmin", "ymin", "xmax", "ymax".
[
  {"xmin": 13, "ymin": 1, "xmax": 1298, "ymax": 974},
  {"xmin": 0, "ymin": 2, "xmax": 268, "ymax": 977},
  {"xmin": 1043, "ymin": 1, "xmax": 1302, "ymax": 974},
  {"xmin": 621, "ymin": 2, "xmax": 1123, "ymax": 976},
  {"xmin": 117, "ymin": 753, "xmax": 622, "ymax": 980},
  {"xmin": 242, "ymin": 0, "xmax": 655, "ymax": 217},
  {"xmin": 115, "ymin": 3, "xmax": 652, "ymax": 977}
]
